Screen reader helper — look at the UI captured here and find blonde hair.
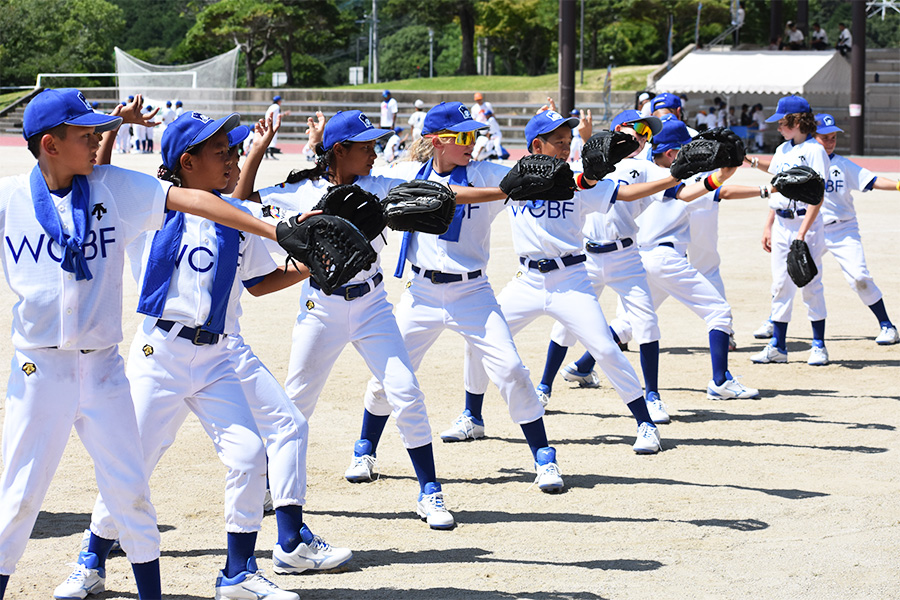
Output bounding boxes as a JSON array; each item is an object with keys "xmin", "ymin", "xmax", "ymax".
[{"xmin": 406, "ymin": 136, "xmax": 434, "ymax": 162}]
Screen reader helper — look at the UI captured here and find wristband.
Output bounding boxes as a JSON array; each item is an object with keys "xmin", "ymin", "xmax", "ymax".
[
  {"xmin": 896, "ymin": 180, "xmax": 899, "ymax": 192},
  {"xmin": 759, "ymin": 185, "xmax": 770, "ymax": 199},
  {"xmin": 576, "ymin": 172, "xmax": 595, "ymax": 190},
  {"xmin": 704, "ymin": 175, "xmax": 720, "ymax": 192},
  {"xmin": 711, "ymin": 172, "xmax": 723, "ymax": 187},
  {"xmin": 750, "ymin": 157, "xmax": 759, "ymax": 169}
]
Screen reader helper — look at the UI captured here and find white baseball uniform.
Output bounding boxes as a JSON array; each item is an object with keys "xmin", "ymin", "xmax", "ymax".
[
  {"xmin": 0, "ymin": 165, "xmax": 168, "ymax": 574},
  {"xmin": 266, "ymin": 102, "xmax": 282, "ymax": 148}
]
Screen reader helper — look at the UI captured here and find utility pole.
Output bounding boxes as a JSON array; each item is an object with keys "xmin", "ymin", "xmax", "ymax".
[
  {"xmin": 429, "ymin": 28, "xmax": 434, "ymax": 77},
  {"xmin": 850, "ymin": 0, "xmax": 866, "ymax": 154},
  {"xmin": 372, "ymin": 0, "xmax": 379, "ymax": 84},
  {"xmin": 559, "ymin": 0, "xmax": 576, "ymax": 115}
]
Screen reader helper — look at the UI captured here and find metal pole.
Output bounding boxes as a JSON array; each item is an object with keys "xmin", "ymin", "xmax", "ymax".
[
  {"xmin": 797, "ymin": 0, "xmax": 809, "ymax": 44},
  {"xmin": 695, "ymin": 2, "xmax": 702, "ymax": 47},
  {"xmin": 559, "ymin": 0, "xmax": 576, "ymax": 115},
  {"xmin": 770, "ymin": 0, "xmax": 783, "ymax": 48},
  {"xmin": 372, "ymin": 0, "xmax": 379, "ymax": 84},
  {"xmin": 850, "ymin": 0, "xmax": 866, "ymax": 155},
  {"xmin": 368, "ymin": 17, "xmax": 373, "ymax": 84},
  {"xmin": 429, "ymin": 28, "xmax": 434, "ymax": 78},
  {"xmin": 580, "ymin": 0, "xmax": 584, "ymax": 85}
]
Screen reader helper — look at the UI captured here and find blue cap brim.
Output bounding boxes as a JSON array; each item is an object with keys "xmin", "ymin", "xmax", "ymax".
[
  {"xmin": 764, "ymin": 113, "xmax": 785, "ymax": 123},
  {"xmin": 228, "ymin": 125, "xmax": 251, "ymax": 147},
  {"xmin": 65, "ymin": 112, "xmax": 123, "ymax": 133},
  {"xmin": 816, "ymin": 125, "xmax": 843, "ymax": 134},
  {"xmin": 346, "ymin": 128, "xmax": 394, "ymax": 143},
  {"xmin": 445, "ymin": 120, "xmax": 489, "ymax": 133},
  {"xmin": 191, "ymin": 113, "xmax": 241, "ymax": 149}
]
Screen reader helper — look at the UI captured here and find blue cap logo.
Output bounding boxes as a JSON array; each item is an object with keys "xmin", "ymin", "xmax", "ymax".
[
  {"xmin": 358, "ymin": 113, "xmax": 373, "ymax": 129},
  {"xmin": 458, "ymin": 105, "xmax": 472, "ymax": 120},
  {"xmin": 190, "ymin": 112, "xmax": 212, "ymax": 125}
]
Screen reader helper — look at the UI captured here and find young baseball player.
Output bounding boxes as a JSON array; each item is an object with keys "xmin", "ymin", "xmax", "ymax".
[
  {"xmin": 0, "ymin": 89, "xmax": 281, "ymax": 600},
  {"xmin": 750, "ymin": 95, "xmax": 830, "ymax": 366}
]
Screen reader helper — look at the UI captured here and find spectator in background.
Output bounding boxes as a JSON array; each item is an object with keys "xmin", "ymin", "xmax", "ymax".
[
  {"xmin": 470, "ymin": 92, "xmax": 493, "ymax": 123},
  {"xmin": 749, "ymin": 103, "xmax": 767, "ymax": 151},
  {"xmin": 383, "ymin": 126, "xmax": 407, "ymax": 163},
  {"xmin": 728, "ymin": 106, "xmax": 738, "ymax": 127},
  {"xmin": 740, "ymin": 104, "xmax": 752, "ymax": 127},
  {"xmin": 637, "ymin": 92, "xmax": 652, "ymax": 117},
  {"xmin": 174, "ymin": 99, "xmax": 184, "ymax": 118},
  {"xmin": 811, "ymin": 23, "xmax": 829, "ymax": 50},
  {"xmin": 380, "ymin": 90, "xmax": 398, "ymax": 129},
  {"xmin": 408, "ymin": 99, "xmax": 427, "ymax": 140},
  {"xmin": 787, "ymin": 22, "xmax": 805, "ymax": 50},
  {"xmin": 159, "ymin": 101, "xmax": 176, "ymax": 129},
  {"xmin": 836, "ymin": 23, "xmax": 852, "ymax": 56},
  {"xmin": 265, "ymin": 95, "xmax": 289, "ymax": 159},
  {"xmin": 569, "ymin": 109, "xmax": 585, "ymax": 162}
]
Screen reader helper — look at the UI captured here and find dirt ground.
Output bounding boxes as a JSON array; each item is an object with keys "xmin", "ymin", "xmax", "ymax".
[{"xmin": 1, "ymin": 147, "xmax": 898, "ymax": 600}]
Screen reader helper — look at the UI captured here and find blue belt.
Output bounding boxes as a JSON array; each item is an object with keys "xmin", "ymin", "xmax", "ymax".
[
  {"xmin": 411, "ymin": 265, "xmax": 483, "ymax": 284},
  {"xmin": 658, "ymin": 241, "xmax": 675, "ymax": 249},
  {"xmin": 520, "ymin": 254, "xmax": 586, "ymax": 273},
  {"xmin": 586, "ymin": 238, "xmax": 633, "ymax": 254},
  {"xmin": 311, "ymin": 272, "xmax": 383, "ymax": 300},
  {"xmin": 776, "ymin": 208, "xmax": 807, "ymax": 219},
  {"xmin": 156, "ymin": 319, "xmax": 223, "ymax": 346}
]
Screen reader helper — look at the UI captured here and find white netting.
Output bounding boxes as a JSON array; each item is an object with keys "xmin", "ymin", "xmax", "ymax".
[{"xmin": 114, "ymin": 46, "xmax": 240, "ymax": 118}]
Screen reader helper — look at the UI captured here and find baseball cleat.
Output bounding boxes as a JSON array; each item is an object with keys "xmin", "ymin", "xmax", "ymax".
[
  {"xmin": 273, "ymin": 525, "xmax": 352, "ymax": 574},
  {"xmin": 561, "ymin": 362, "xmax": 601, "ymax": 388},
  {"xmin": 344, "ymin": 439, "xmax": 377, "ymax": 483},
  {"xmin": 633, "ymin": 422, "xmax": 661, "ymax": 454},
  {"xmin": 536, "ymin": 384, "xmax": 551, "ymax": 408},
  {"xmin": 214, "ymin": 557, "xmax": 298, "ymax": 600},
  {"xmin": 807, "ymin": 345, "xmax": 829, "ymax": 366},
  {"xmin": 645, "ymin": 391, "xmax": 670, "ymax": 424},
  {"xmin": 707, "ymin": 376, "xmax": 760, "ymax": 400},
  {"xmin": 875, "ymin": 325, "xmax": 899, "ymax": 345},
  {"xmin": 416, "ymin": 482, "xmax": 454, "ymax": 530},
  {"xmin": 750, "ymin": 343, "xmax": 787, "ymax": 364},
  {"xmin": 533, "ymin": 447, "xmax": 564, "ymax": 493},
  {"xmin": 753, "ymin": 320, "xmax": 774, "ymax": 339},
  {"xmin": 54, "ymin": 552, "xmax": 105, "ymax": 600},
  {"xmin": 439, "ymin": 410, "xmax": 485, "ymax": 442}
]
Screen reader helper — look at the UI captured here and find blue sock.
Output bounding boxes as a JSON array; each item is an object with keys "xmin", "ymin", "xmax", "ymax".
[
  {"xmin": 87, "ymin": 533, "xmax": 116, "ymax": 568},
  {"xmin": 225, "ymin": 532, "xmax": 257, "ymax": 578},
  {"xmin": 0, "ymin": 574, "xmax": 8, "ymax": 597},
  {"xmin": 520, "ymin": 418, "xmax": 549, "ymax": 459},
  {"xmin": 360, "ymin": 410, "xmax": 389, "ymax": 450},
  {"xmin": 275, "ymin": 504, "xmax": 304, "ymax": 552},
  {"xmin": 639, "ymin": 341, "xmax": 660, "ymax": 393},
  {"xmin": 541, "ymin": 341, "xmax": 569, "ymax": 389},
  {"xmin": 810, "ymin": 319, "xmax": 826, "ymax": 347},
  {"xmin": 132, "ymin": 559, "xmax": 161, "ymax": 600},
  {"xmin": 574, "ymin": 350, "xmax": 596, "ymax": 374},
  {"xmin": 772, "ymin": 321, "xmax": 788, "ymax": 352},
  {"xmin": 709, "ymin": 329, "xmax": 729, "ymax": 386},
  {"xmin": 627, "ymin": 396, "xmax": 653, "ymax": 425},
  {"xmin": 406, "ymin": 443, "xmax": 437, "ymax": 492},
  {"xmin": 868, "ymin": 299, "xmax": 892, "ymax": 326},
  {"xmin": 465, "ymin": 392, "xmax": 485, "ymax": 421}
]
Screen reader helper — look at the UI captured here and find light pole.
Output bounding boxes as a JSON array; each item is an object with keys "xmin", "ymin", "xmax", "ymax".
[{"xmin": 429, "ymin": 28, "xmax": 434, "ymax": 78}]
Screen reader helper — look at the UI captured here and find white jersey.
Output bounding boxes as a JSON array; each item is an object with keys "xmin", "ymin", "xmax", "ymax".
[
  {"xmin": 768, "ymin": 136, "xmax": 830, "ymax": 211},
  {"xmin": 470, "ymin": 101, "xmax": 493, "ymax": 123},
  {"xmin": 380, "ymin": 98, "xmax": 398, "ymax": 128},
  {"xmin": 408, "ymin": 111, "xmax": 426, "ymax": 139},
  {"xmin": 820, "ymin": 154, "xmax": 876, "ymax": 224},
  {"xmin": 583, "ymin": 158, "xmax": 670, "ymax": 242},
  {"xmin": 0, "ymin": 165, "xmax": 168, "ymax": 350},
  {"xmin": 159, "ymin": 107, "xmax": 176, "ymax": 126},
  {"xmin": 637, "ymin": 180, "xmax": 718, "ymax": 249}
]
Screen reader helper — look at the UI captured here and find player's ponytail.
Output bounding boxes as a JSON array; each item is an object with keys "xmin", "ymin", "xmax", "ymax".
[
  {"xmin": 406, "ymin": 136, "xmax": 434, "ymax": 162},
  {"xmin": 157, "ymin": 164, "xmax": 183, "ymax": 187},
  {"xmin": 284, "ymin": 141, "xmax": 352, "ymax": 185}
]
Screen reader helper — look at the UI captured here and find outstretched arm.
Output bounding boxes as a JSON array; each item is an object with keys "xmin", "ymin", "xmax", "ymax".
[
  {"xmin": 166, "ymin": 187, "xmax": 277, "ymax": 241},
  {"xmin": 245, "ymin": 262, "xmax": 309, "ymax": 296},
  {"xmin": 232, "ymin": 113, "xmax": 281, "ymax": 200}
]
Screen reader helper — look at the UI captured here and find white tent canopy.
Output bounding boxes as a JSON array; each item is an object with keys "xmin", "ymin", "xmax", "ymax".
[{"xmin": 655, "ymin": 51, "xmax": 851, "ymax": 95}]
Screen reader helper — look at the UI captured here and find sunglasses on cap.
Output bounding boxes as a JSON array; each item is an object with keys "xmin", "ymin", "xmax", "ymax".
[
  {"xmin": 627, "ymin": 121, "xmax": 654, "ymax": 142},
  {"xmin": 431, "ymin": 131, "xmax": 477, "ymax": 146}
]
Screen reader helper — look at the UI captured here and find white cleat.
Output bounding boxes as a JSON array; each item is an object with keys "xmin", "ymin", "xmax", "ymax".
[
  {"xmin": 808, "ymin": 345, "xmax": 829, "ymax": 366},
  {"xmin": 344, "ymin": 439, "xmax": 377, "ymax": 482},
  {"xmin": 645, "ymin": 392, "xmax": 670, "ymax": 424},
  {"xmin": 439, "ymin": 411, "xmax": 485, "ymax": 442},
  {"xmin": 753, "ymin": 320, "xmax": 774, "ymax": 339},
  {"xmin": 633, "ymin": 422, "xmax": 661, "ymax": 454},
  {"xmin": 707, "ymin": 376, "xmax": 760, "ymax": 400},
  {"xmin": 750, "ymin": 343, "xmax": 788, "ymax": 364},
  {"xmin": 273, "ymin": 525, "xmax": 352, "ymax": 574},
  {"xmin": 561, "ymin": 363, "xmax": 601, "ymax": 388},
  {"xmin": 533, "ymin": 447, "xmax": 564, "ymax": 493},
  {"xmin": 54, "ymin": 552, "xmax": 105, "ymax": 600},
  {"xmin": 536, "ymin": 384, "xmax": 551, "ymax": 408},
  {"xmin": 416, "ymin": 482, "xmax": 455, "ymax": 529},
  {"xmin": 875, "ymin": 325, "xmax": 899, "ymax": 345},
  {"xmin": 215, "ymin": 557, "xmax": 298, "ymax": 600}
]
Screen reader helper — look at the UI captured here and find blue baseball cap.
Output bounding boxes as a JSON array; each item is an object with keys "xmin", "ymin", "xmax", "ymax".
[
  {"xmin": 765, "ymin": 95, "xmax": 811, "ymax": 123},
  {"xmin": 651, "ymin": 115, "xmax": 691, "ymax": 156},
  {"xmin": 610, "ymin": 110, "xmax": 663, "ymax": 136},
  {"xmin": 525, "ymin": 110, "xmax": 579, "ymax": 152},
  {"xmin": 161, "ymin": 111, "xmax": 240, "ymax": 171},
  {"xmin": 650, "ymin": 92, "xmax": 682, "ymax": 113},
  {"xmin": 175, "ymin": 100, "xmax": 183, "ymax": 107},
  {"xmin": 23, "ymin": 88, "xmax": 122, "ymax": 140},
  {"xmin": 322, "ymin": 110, "xmax": 392, "ymax": 151},
  {"xmin": 815, "ymin": 113, "xmax": 843, "ymax": 134},
  {"xmin": 273, "ymin": 95, "xmax": 282, "ymax": 102},
  {"xmin": 228, "ymin": 125, "xmax": 251, "ymax": 148},
  {"xmin": 166, "ymin": 101, "xmax": 172, "ymax": 107},
  {"xmin": 423, "ymin": 102, "xmax": 487, "ymax": 136},
  {"xmin": 382, "ymin": 90, "xmax": 391, "ymax": 98}
]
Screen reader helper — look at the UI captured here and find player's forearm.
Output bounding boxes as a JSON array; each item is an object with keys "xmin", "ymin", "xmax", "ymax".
[
  {"xmin": 452, "ymin": 186, "xmax": 506, "ymax": 204},
  {"xmin": 872, "ymin": 177, "xmax": 899, "ymax": 191},
  {"xmin": 615, "ymin": 176, "xmax": 679, "ymax": 202},
  {"xmin": 232, "ymin": 145, "xmax": 268, "ymax": 200},
  {"xmin": 98, "ymin": 129, "xmax": 117, "ymax": 166},
  {"xmin": 796, "ymin": 203, "xmax": 821, "ymax": 241},
  {"xmin": 246, "ymin": 263, "xmax": 308, "ymax": 296},
  {"xmin": 166, "ymin": 188, "xmax": 277, "ymax": 240},
  {"xmin": 719, "ymin": 184, "xmax": 773, "ymax": 200}
]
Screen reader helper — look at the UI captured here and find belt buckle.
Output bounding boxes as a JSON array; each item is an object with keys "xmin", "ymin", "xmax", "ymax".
[
  {"xmin": 430, "ymin": 271, "xmax": 441, "ymax": 284},
  {"xmin": 537, "ymin": 259, "xmax": 554, "ymax": 273},
  {"xmin": 191, "ymin": 327, "xmax": 208, "ymax": 346},
  {"xmin": 344, "ymin": 283, "xmax": 365, "ymax": 300}
]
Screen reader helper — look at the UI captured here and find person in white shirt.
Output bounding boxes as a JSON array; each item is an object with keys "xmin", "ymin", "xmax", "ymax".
[
  {"xmin": 380, "ymin": 90, "xmax": 398, "ymax": 129},
  {"xmin": 811, "ymin": 23, "xmax": 829, "ymax": 50},
  {"xmin": 787, "ymin": 22, "xmax": 805, "ymax": 50},
  {"xmin": 470, "ymin": 92, "xmax": 493, "ymax": 123},
  {"xmin": 408, "ymin": 99, "xmax": 427, "ymax": 140},
  {"xmin": 265, "ymin": 95, "xmax": 289, "ymax": 159},
  {"xmin": 836, "ymin": 23, "xmax": 852, "ymax": 55}
]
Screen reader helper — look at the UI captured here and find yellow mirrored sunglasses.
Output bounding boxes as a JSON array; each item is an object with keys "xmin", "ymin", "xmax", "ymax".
[
  {"xmin": 628, "ymin": 121, "xmax": 653, "ymax": 142},
  {"xmin": 432, "ymin": 131, "xmax": 478, "ymax": 146}
]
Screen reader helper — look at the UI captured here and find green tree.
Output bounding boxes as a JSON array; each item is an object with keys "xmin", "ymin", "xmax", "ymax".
[
  {"xmin": 383, "ymin": 0, "xmax": 478, "ymax": 75},
  {"xmin": 379, "ymin": 25, "xmax": 433, "ymax": 81},
  {"xmin": 479, "ymin": 0, "xmax": 558, "ymax": 76}
]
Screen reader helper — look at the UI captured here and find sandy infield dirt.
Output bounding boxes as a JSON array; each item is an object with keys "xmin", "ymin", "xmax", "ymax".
[{"xmin": 0, "ymin": 147, "xmax": 898, "ymax": 600}]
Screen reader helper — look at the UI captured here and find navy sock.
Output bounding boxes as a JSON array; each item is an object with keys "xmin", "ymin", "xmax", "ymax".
[
  {"xmin": 541, "ymin": 341, "xmax": 569, "ymax": 389},
  {"xmin": 868, "ymin": 299, "xmax": 892, "ymax": 327},
  {"xmin": 87, "ymin": 533, "xmax": 117, "ymax": 568},
  {"xmin": 811, "ymin": 319, "xmax": 826, "ymax": 347},
  {"xmin": 639, "ymin": 341, "xmax": 660, "ymax": 393},
  {"xmin": 772, "ymin": 321, "xmax": 788, "ymax": 352},
  {"xmin": 224, "ymin": 531, "xmax": 257, "ymax": 578},
  {"xmin": 132, "ymin": 559, "xmax": 161, "ymax": 600},
  {"xmin": 0, "ymin": 574, "xmax": 7, "ymax": 597},
  {"xmin": 275, "ymin": 504, "xmax": 304, "ymax": 552},
  {"xmin": 520, "ymin": 418, "xmax": 549, "ymax": 459},
  {"xmin": 627, "ymin": 396, "xmax": 653, "ymax": 425},
  {"xmin": 709, "ymin": 329, "xmax": 729, "ymax": 386},
  {"xmin": 574, "ymin": 350, "xmax": 596, "ymax": 374},
  {"xmin": 465, "ymin": 392, "xmax": 485, "ymax": 422},
  {"xmin": 360, "ymin": 410, "xmax": 389, "ymax": 450},
  {"xmin": 406, "ymin": 443, "xmax": 437, "ymax": 492}
]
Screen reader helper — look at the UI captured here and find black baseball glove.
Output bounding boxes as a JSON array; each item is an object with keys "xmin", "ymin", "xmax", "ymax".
[
  {"xmin": 313, "ymin": 184, "xmax": 387, "ymax": 241},
  {"xmin": 382, "ymin": 179, "xmax": 457, "ymax": 235},
  {"xmin": 581, "ymin": 130, "xmax": 640, "ymax": 180},
  {"xmin": 786, "ymin": 239, "xmax": 818, "ymax": 288},
  {"xmin": 693, "ymin": 127, "xmax": 746, "ymax": 167},
  {"xmin": 771, "ymin": 166, "xmax": 825, "ymax": 205},
  {"xmin": 669, "ymin": 139, "xmax": 732, "ymax": 180},
  {"xmin": 499, "ymin": 154, "xmax": 576, "ymax": 201},
  {"xmin": 276, "ymin": 214, "xmax": 377, "ymax": 295}
]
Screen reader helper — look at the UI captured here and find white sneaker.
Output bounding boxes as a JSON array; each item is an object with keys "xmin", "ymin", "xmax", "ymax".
[
  {"xmin": 707, "ymin": 376, "xmax": 760, "ymax": 400},
  {"xmin": 439, "ymin": 411, "xmax": 485, "ymax": 442},
  {"xmin": 561, "ymin": 363, "xmax": 601, "ymax": 388},
  {"xmin": 808, "ymin": 345, "xmax": 829, "ymax": 366},
  {"xmin": 536, "ymin": 384, "xmax": 551, "ymax": 408},
  {"xmin": 272, "ymin": 525, "xmax": 352, "ymax": 574},
  {"xmin": 753, "ymin": 320, "xmax": 774, "ymax": 339},
  {"xmin": 533, "ymin": 447, "xmax": 564, "ymax": 493},
  {"xmin": 875, "ymin": 325, "xmax": 899, "ymax": 345},
  {"xmin": 645, "ymin": 392, "xmax": 670, "ymax": 424},
  {"xmin": 416, "ymin": 482, "xmax": 455, "ymax": 529},
  {"xmin": 344, "ymin": 439, "xmax": 377, "ymax": 482},
  {"xmin": 750, "ymin": 343, "xmax": 787, "ymax": 364},
  {"xmin": 633, "ymin": 422, "xmax": 661, "ymax": 454},
  {"xmin": 54, "ymin": 552, "xmax": 105, "ymax": 600},
  {"xmin": 215, "ymin": 557, "xmax": 298, "ymax": 600}
]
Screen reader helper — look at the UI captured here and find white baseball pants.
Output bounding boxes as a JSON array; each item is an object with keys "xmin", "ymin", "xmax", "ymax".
[
  {"xmin": 769, "ymin": 215, "xmax": 827, "ymax": 323},
  {"xmin": 823, "ymin": 217, "xmax": 883, "ymax": 306}
]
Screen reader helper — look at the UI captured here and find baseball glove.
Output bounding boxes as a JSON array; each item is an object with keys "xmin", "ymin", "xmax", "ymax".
[
  {"xmin": 771, "ymin": 166, "xmax": 824, "ymax": 205},
  {"xmin": 693, "ymin": 127, "xmax": 746, "ymax": 167},
  {"xmin": 669, "ymin": 139, "xmax": 732, "ymax": 180},
  {"xmin": 499, "ymin": 154, "xmax": 576, "ymax": 201},
  {"xmin": 786, "ymin": 239, "xmax": 818, "ymax": 288},
  {"xmin": 276, "ymin": 214, "xmax": 377, "ymax": 296},
  {"xmin": 581, "ymin": 130, "xmax": 640, "ymax": 180},
  {"xmin": 382, "ymin": 179, "xmax": 457, "ymax": 235},
  {"xmin": 313, "ymin": 184, "xmax": 387, "ymax": 241}
]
